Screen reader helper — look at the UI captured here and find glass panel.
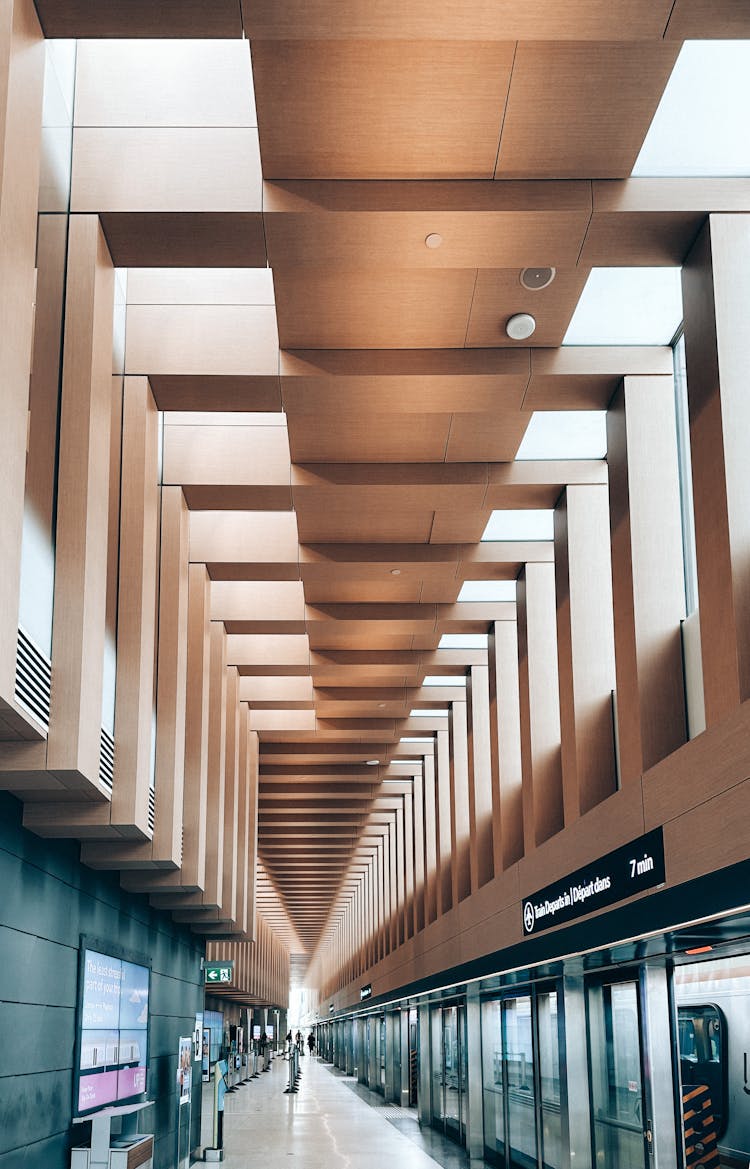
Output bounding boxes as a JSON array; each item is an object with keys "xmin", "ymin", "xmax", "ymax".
[
  {"xmin": 673, "ymin": 951, "xmax": 749, "ymax": 1157},
  {"xmin": 482, "ymin": 999, "xmax": 506, "ymax": 1166},
  {"xmin": 443, "ymin": 1007, "xmax": 461, "ymax": 1141},
  {"xmin": 538, "ymin": 992, "xmax": 562, "ymax": 1169},
  {"xmin": 588, "ymin": 980, "xmax": 645, "ymax": 1169},
  {"xmin": 505, "ymin": 996, "xmax": 537, "ymax": 1169},
  {"xmin": 380, "ymin": 1017, "xmax": 386, "ymax": 1091},
  {"xmin": 431, "ymin": 1008, "xmax": 445, "ymax": 1127}
]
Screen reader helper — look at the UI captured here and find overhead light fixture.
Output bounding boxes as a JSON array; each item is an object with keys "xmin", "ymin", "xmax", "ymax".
[
  {"xmin": 377, "ymin": 703, "xmax": 386, "ymax": 709},
  {"xmin": 425, "ymin": 233, "xmax": 443, "ymax": 249},
  {"xmin": 506, "ymin": 313, "xmax": 536, "ymax": 341},
  {"xmin": 520, "ymin": 267, "xmax": 556, "ymax": 291},
  {"xmin": 366, "ymin": 759, "xmax": 380, "ymax": 766},
  {"xmin": 390, "ymin": 569, "xmax": 401, "ymax": 575}
]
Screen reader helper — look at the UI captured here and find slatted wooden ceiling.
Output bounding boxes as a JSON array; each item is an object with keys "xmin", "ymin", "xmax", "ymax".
[{"xmin": 33, "ymin": 0, "xmax": 750, "ymax": 960}]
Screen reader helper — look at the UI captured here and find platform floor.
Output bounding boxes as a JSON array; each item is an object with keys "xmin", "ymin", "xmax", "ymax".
[{"xmin": 198, "ymin": 1054, "xmax": 470, "ymax": 1169}]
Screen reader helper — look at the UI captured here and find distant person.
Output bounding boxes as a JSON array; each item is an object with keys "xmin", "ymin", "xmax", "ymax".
[
  {"xmin": 285, "ymin": 1029, "xmax": 293, "ymax": 1055},
  {"xmin": 295, "ymin": 1029, "xmax": 303, "ymax": 1053},
  {"xmin": 307, "ymin": 1032, "xmax": 315, "ymax": 1056}
]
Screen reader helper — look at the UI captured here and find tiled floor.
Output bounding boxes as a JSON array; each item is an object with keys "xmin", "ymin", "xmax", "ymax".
[{"xmin": 198, "ymin": 1054, "xmax": 470, "ymax": 1169}]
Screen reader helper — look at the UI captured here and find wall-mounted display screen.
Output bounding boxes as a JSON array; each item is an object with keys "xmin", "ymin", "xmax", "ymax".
[{"xmin": 76, "ymin": 948, "xmax": 150, "ymax": 1116}]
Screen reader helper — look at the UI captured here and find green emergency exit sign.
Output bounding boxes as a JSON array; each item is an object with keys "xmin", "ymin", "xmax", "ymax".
[{"xmin": 204, "ymin": 961, "xmax": 234, "ymax": 986}]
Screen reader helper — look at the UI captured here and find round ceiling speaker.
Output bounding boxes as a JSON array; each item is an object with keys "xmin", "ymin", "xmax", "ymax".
[
  {"xmin": 520, "ymin": 266, "xmax": 556, "ymax": 290},
  {"xmin": 505, "ymin": 313, "xmax": 537, "ymax": 341}
]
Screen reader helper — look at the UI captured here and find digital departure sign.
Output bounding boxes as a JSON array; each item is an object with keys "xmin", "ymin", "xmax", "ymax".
[
  {"xmin": 76, "ymin": 946, "xmax": 150, "ymax": 1116},
  {"xmin": 521, "ymin": 828, "xmax": 666, "ymax": 937}
]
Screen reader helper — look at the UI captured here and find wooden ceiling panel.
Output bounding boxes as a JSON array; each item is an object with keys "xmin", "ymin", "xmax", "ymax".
[
  {"xmin": 524, "ymin": 345, "xmax": 673, "ymax": 408},
  {"xmin": 73, "ymin": 129, "xmax": 263, "ymax": 213},
  {"xmin": 496, "ymin": 42, "xmax": 681, "ymax": 178},
  {"xmin": 665, "ymin": 0, "xmax": 750, "ymax": 38},
  {"xmin": 252, "ymin": 40, "xmax": 515, "ymax": 179},
  {"xmin": 466, "ymin": 268, "xmax": 590, "ymax": 348},
  {"xmin": 287, "ymin": 414, "xmax": 453, "ymax": 463},
  {"xmin": 100, "ymin": 213, "xmax": 268, "ymax": 268},
  {"xmin": 274, "ymin": 269, "xmax": 478, "ymax": 349},
  {"xmin": 430, "ymin": 510, "xmax": 493, "ymax": 545},
  {"xmin": 264, "ymin": 182, "xmax": 592, "ymax": 269},
  {"xmin": 190, "ymin": 511, "xmax": 299, "ymax": 567},
  {"xmin": 306, "ymin": 630, "xmax": 417, "ymax": 651},
  {"xmin": 303, "ymin": 579, "xmax": 425, "ymax": 604},
  {"xmin": 163, "ymin": 422, "xmax": 290, "ymax": 487},
  {"xmin": 295, "ymin": 505, "xmax": 435, "ymax": 544},
  {"xmin": 244, "ymin": 0, "xmax": 675, "ymax": 40},
  {"xmin": 149, "ymin": 375, "xmax": 282, "ymax": 413},
  {"xmin": 579, "ymin": 212, "xmax": 707, "ymax": 267},
  {"xmin": 444, "ymin": 411, "xmax": 532, "ymax": 461},
  {"xmin": 34, "ymin": 0, "xmax": 243, "ymax": 37}
]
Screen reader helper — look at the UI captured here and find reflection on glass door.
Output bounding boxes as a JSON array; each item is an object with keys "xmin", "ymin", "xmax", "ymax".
[
  {"xmin": 431, "ymin": 1004, "xmax": 467, "ymax": 1145},
  {"xmin": 587, "ymin": 979, "xmax": 647, "ymax": 1169},
  {"xmin": 505, "ymin": 996, "xmax": 538, "ymax": 1169},
  {"xmin": 482, "ymin": 988, "xmax": 562, "ymax": 1169},
  {"xmin": 537, "ymin": 992, "xmax": 562, "ymax": 1169},
  {"xmin": 482, "ymin": 999, "xmax": 506, "ymax": 1166}
]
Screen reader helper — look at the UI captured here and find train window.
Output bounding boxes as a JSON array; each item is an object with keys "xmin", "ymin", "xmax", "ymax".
[{"xmin": 676, "ymin": 1005, "xmax": 726, "ymax": 1139}]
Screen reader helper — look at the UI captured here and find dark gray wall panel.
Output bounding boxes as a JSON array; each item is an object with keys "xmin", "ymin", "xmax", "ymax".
[{"xmin": 0, "ymin": 794, "xmax": 205, "ymax": 1168}]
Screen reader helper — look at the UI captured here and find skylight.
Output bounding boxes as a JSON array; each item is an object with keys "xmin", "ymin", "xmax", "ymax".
[
  {"xmin": 563, "ymin": 268, "xmax": 683, "ymax": 346},
  {"xmin": 400, "ymin": 737, "xmax": 434, "ymax": 743},
  {"xmin": 457, "ymin": 580, "xmax": 517, "ymax": 602},
  {"xmin": 438, "ymin": 634, "xmax": 489, "ymax": 649},
  {"xmin": 423, "ymin": 675, "xmax": 467, "ymax": 686},
  {"xmin": 409, "ymin": 709, "xmax": 449, "ymax": 717},
  {"xmin": 633, "ymin": 42, "xmax": 750, "ymax": 177},
  {"xmin": 515, "ymin": 412, "xmax": 607, "ymax": 460},
  {"xmin": 481, "ymin": 511, "xmax": 554, "ymax": 541}
]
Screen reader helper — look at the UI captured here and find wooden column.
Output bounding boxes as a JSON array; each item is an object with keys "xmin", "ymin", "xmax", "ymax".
[
  {"xmin": 411, "ymin": 765, "xmax": 426, "ymax": 934},
  {"xmin": 151, "ymin": 487, "xmax": 190, "ymax": 866},
  {"xmin": 402, "ymin": 788, "xmax": 416, "ymax": 939},
  {"xmin": 203, "ymin": 622, "xmax": 228, "ymax": 909},
  {"xmin": 682, "ymin": 214, "xmax": 750, "ymax": 726},
  {"xmin": 517, "ymin": 562, "xmax": 563, "ymax": 851},
  {"xmin": 422, "ymin": 750, "xmax": 438, "ymax": 925},
  {"xmin": 435, "ymin": 728, "xmax": 453, "ymax": 914},
  {"xmin": 466, "ymin": 663, "xmax": 494, "ymax": 889},
  {"xmin": 246, "ymin": 728, "xmax": 259, "ymax": 940},
  {"xmin": 555, "ymin": 484, "xmax": 617, "ymax": 822},
  {"xmin": 110, "ymin": 377, "xmax": 160, "ymax": 837},
  {"xmin": 488, "ymin": 620, "xmax": 524, "ymax": 872},
  {"xmin": 47, "ymin": 216, "xmax": 115, "ymax": 785},
  {"xmin": 0, "ymin": 0, "xmax": 43, "ymax": 729},
  {"xmin": 607, "ymin": 376, "xmax": 686, "ymax": 782},
  {"xmin": 449, "ymin": 700, "xmax": 471, "ymax": 904}
]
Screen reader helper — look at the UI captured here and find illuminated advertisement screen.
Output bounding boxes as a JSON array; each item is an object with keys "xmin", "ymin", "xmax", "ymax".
[{"xmin": 76, "ymin": 947, "xmax": 150, "ymax": 1116}]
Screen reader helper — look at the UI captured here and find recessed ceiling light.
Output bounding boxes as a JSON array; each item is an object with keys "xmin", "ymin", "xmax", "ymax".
[
  {"xmin": 425, "ymin": 233, "xmax": 443, "ymax": 249},
  {"xmin": 377, "ymin": 703, "xmax": 386, "ymax": 708},
  {"xmin": 506, "ymin": 313, "xmax": 536, "ymax": 341},
  {"xmin": 520, "ymin": 267, "xmax": 556, "ymax": 291},
  {"xmin": 390, "ymin": 569, "xmax": 401, "ymax": 575},
  {"xmin": 366, "ymin": 759, "xmax": 380, "ymax": 766}
]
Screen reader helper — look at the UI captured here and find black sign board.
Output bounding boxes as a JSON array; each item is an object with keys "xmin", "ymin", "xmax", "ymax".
[
  {"xmin": 521, "ymin": 828, "xmax": 665, "ymax": 937},
  {"xmin": 329, "ymin": 1004, "xmax": 335, "ymax": 1014},
  {"xmin": 360, "ymin": 984, "xmax": 372, "ymax": 1001}
]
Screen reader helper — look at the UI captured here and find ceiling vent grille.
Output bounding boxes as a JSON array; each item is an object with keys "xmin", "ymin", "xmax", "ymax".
[
  {"xmin": 99, "ymin": 728, "xmax": 115, "ymax": 796},
  {"xmin": 15, "ymin": 628, "xmax": 51, "ymax": 729}
]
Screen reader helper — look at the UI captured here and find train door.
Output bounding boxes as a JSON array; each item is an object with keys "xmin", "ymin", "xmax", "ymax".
[
  {"xmin": 431, "ymin": 1003, "xmax": 468, "ymax": 1145},
  {"xmin": 409, "ymin": 1008, "xmax": 419, "ymax": 1107},
  {"xmin": 586, "ymin": 975, "xmax": 649, "ymax": 1169},
  {"xmin": 480, "ymin": 985, "xmax": 561, "ymax": 1169}
]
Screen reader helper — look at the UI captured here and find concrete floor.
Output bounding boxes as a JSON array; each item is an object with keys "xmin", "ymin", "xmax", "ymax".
[{"xmin": 198, "ymin": 1054, "xmax": 470, "ymax": 1169}]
